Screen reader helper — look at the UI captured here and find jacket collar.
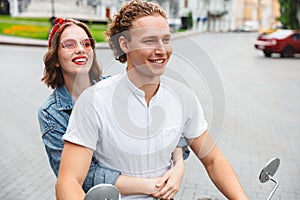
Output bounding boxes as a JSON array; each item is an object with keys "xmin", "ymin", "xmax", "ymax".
[{"xmin": 54, "ymin": 86, "xmax": 74, "ymax": 111}]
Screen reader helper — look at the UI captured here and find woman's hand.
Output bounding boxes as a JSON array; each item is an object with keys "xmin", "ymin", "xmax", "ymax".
[{"xmin": 152, "ymin": 148, "xmax": 185, "ymax": 199}]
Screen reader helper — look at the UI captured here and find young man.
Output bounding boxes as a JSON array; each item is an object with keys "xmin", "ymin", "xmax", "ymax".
[{"xmin": 56, "ymin": 0, "xmax": 248, "ymax": 199}]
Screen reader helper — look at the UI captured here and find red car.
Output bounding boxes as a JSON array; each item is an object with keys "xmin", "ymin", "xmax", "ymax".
[{"xmin": 254, "ymin": 29, "xmax": 300, "ymax": 57}]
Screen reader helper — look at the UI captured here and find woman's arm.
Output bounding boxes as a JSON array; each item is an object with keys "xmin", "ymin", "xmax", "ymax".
[
  {"xmin": 114, "ymin": 138, "xmax": 187, "ymax": 197},
  {"xmin": 114, "ymin": 147, "xmax": 185, "ymax": 198},
  {"xmin": 114, "ymin": 174, "xmax": 162, "ymax": 195},
  {"xmin": 152, "ymin": 147, "xmax": 185, "ymax": 199}
]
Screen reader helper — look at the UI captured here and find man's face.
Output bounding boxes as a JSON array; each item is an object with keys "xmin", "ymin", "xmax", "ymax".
[{"xmin": 125, "ymin": 15, "xmax": 172, "ymax": 79}]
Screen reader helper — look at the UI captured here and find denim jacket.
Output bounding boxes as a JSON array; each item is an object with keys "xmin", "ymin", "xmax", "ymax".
[{"xmin": 37, "ymin": 86, "xmax": 120, "ymax": 192}]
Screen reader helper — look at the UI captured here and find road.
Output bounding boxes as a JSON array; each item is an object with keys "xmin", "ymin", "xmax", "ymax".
[{"xmin": 0, "ymin": 32, "xmax": 299, "ymax": 200}]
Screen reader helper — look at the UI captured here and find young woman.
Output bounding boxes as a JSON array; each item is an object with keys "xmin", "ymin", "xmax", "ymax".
[{"xmin": 38, "ymin": 17, "xmax": 185, "ymax": 199}]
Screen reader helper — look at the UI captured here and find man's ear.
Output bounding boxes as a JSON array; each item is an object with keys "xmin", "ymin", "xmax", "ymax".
[{"xmin": 119, "ymin": 36, "xmax": 129, "ymax": 53}]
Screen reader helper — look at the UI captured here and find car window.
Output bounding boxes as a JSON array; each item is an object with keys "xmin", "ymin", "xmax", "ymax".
[
  {"xmin": 292, "ymin": 33, "xmax": 300, "ymax": 41},
  {"xmin": 268, "ymin": 30, "xmax": 293, "ymax": 39}
]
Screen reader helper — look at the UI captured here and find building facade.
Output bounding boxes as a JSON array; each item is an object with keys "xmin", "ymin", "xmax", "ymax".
[
  {"xmin": 3, "ymin": 0, "xmax": 298, "ymax": 31},
  {"xmin": 232, "ymin": 0, "xmax": 280, "ymax": 29},
  {"xmin": 0, "ymin": 0, "xmax": 31, "ymax": 16}
]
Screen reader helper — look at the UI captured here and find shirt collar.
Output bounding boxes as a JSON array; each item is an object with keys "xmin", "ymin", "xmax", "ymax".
[
  {"xmin": 54, "ymin": 86, "xmax": 74, "ymax": 111},
  {"xmin": 123, "ymin": 68, "xmax": 145, "ymax": 97},
  {"xmin": 123, "ymin": 67, "xmax": 165, "ymax": 99}
]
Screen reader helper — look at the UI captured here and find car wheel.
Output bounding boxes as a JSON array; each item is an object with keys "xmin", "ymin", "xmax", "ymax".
[
  {"xmin": 263, "ymin": 50, "xmax": 272, "ymax": 57},
  {"xmin": 281, "ymin": 46, "xmax": 294, "ymax": 58}
]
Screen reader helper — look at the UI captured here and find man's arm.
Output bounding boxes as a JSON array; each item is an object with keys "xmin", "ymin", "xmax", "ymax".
[
  {"xmin": 56, "ymin": 141, "xmax": 92, "ymax": 200},
  {"xmin": 189, "ymin": 130, "xmax": 248, "ymax": 200}
]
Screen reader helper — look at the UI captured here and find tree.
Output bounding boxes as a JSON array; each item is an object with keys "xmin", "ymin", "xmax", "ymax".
[
  {"xmin": 278, "ymin": 0, "xmax": 299, "ymax": 29},
  {"xmin": 188, "ymin": 10, "xmax": 193, "ymax": 29}
]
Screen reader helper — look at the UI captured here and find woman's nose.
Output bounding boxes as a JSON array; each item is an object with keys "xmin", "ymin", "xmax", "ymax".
[{"xmin": 75, "ymin": 41, "xmax": 85, "ymax": 53}]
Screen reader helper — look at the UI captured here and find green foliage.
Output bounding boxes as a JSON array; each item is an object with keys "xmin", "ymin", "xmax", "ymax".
[
  {"xmin": 0, "ymin": 15, "xmax": 107, "ymax": 42},
  {"xmin": 188, "ymin": 11, "xmax": 193, "ymax": 29},
  {"xmin": 278, "ymin": 0, "xmax": 300, "ymax": 29}
]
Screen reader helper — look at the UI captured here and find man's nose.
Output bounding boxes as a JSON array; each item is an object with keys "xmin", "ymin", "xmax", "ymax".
[{"xmin": 154, "ymin": 41, "xmax": 167, "ymax": 54}]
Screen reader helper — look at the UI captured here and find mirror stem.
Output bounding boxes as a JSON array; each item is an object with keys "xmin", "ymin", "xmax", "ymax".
[{"xmin": 266, "ymin": 176, "xmax": 279, "ymax": 200}]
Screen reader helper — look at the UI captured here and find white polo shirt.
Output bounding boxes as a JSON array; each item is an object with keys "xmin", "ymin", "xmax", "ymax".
[{"xmin": 63, "ymin": 69, "xmax": 208, "ymax": 199}]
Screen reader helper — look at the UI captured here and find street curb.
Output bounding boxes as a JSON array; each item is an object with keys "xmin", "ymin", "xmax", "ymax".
[
  {"xmin": 0, "ymin": 35, "xmax": 110, "ymax": 49},
  {"xmin": 0, "ymin": 31, "xmax": 200, "ymax": 48},
  {"xmin": 0, "ymin": 41, "xmax": 110, "ymax": 49}
]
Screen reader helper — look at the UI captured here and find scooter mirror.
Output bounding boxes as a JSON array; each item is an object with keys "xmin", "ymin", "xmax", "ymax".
[
  {"xmin": 259, "ymin": 158, "xmax": 280, "ymax": 183},
  {"xmin": 259, "ymin": 158, "xmax": 280, "ymax": 200},
  {"xmin": 84, "ymin": 184, "xmax": 120, "ymax": 200}
]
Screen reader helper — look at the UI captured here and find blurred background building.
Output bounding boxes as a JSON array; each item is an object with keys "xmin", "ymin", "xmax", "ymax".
[
  {"xmin": 233, "ymin": 0, "xmax": 280, "ymax": 31},
  {"xmin": 1, "ymin": 0, "xmax": 299, "ymax": 31}
]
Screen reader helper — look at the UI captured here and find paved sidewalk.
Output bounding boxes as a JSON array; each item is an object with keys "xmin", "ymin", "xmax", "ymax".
[
  {"xmin": 0, "ymin": 35, "xmax": 47, "ymax": 47},
  {"xmin": 0, "ymin": 30, "xmax": 198, "ymax": 48},
  {"xmin": 0, "ymin": 28, "xmax": 200, "ymax": 49},
  {"xmin": 0, "ymin": 34, "xmax": 109, "ymax": 48}
]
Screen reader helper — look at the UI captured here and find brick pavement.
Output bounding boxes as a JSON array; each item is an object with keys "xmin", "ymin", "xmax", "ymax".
[{"xmin": 173, "ymin": 33, "xmax": 300, "ymax": 200}]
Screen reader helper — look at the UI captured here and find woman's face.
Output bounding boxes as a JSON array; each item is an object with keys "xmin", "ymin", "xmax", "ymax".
[{"xmin": 57, "ymin": 24, "xmax": 94, "ymax": 77}]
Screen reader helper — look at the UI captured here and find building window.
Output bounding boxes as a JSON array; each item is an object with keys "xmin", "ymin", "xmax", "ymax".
[{"xmin": 184, "ymin": 0, "xmax": 188, "ymax": 8}]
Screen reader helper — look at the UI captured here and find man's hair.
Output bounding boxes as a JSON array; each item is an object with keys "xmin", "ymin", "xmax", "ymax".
[
  {"xmin": 42, "ymin": 20, "xmax": 101, "ymax": 89},
  {"xmin": 105, "ymin": 0, "xmax": 167, "ymax": 63}
]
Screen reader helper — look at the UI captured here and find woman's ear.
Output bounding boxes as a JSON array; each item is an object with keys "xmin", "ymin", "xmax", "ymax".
[
  {"xmin": 55, "ymin": 63, "xmax": 60, "ymax": 68},
  {"xmin": 119, "ymin": 36, "xmax": 129, "ymax": 53}
]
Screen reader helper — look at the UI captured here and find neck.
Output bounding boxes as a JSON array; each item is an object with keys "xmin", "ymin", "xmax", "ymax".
[
  {"xmin": 126, "ymin": 67, "xmax": 160, "ymax": 106},
  {"xmin": 63, "ymin": 74, "xmax": 92, "ymax": 101}
]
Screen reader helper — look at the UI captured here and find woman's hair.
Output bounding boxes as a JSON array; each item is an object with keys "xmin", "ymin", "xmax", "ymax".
[
  {"xmin": 105, "ymin": 0, "xmax": 167, "ymax": 63},
  {"xmin": 42, "ymin": 18, "xmax": 101, "ymax": 89}
]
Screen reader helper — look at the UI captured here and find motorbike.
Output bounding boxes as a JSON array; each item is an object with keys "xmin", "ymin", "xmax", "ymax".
[
  {"xmin": 84, "ymin": 184, "xmax": 120, "ymax": 200},
  {"xmin": 84, "ymin": 157, "xmax": 280, "ymax": 200}
]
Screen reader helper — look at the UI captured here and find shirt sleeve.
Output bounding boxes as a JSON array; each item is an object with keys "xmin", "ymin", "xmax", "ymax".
[
  {"xmin": 176, "ymin": 136, "xmax": 190, "ymax": 160},
  {"xmin": 63, "ymin": 87, "xmax": 100, "ymax": 151},
  {"xmin": 38, "ymin": 95, "xmax": 121, "ymax": 193},
  {"xmin": 40, "ymin": 122, "xmax": 121, "ymax": 193},
  {"xmin": 182, "ymin": 90, "xmax": 208, "ymax": 139}
]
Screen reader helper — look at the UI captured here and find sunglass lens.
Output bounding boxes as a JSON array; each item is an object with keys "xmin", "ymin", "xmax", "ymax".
[
  {"xmin": 63, "ymin": 39, "xmax": 77, "ymax": 49},
  {"xmin": 82, "ymin": 39, "xmax": 93, "ymax": 48}
]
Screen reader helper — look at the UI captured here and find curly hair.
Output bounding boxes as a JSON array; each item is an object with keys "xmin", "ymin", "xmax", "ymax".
[
  {"xmin": 105, "ymin": 0, "xmax": 167, "ymax": 63},
  {"xmin": 42, "ymin": 20, "xmax": 101, "ymax": 89}
]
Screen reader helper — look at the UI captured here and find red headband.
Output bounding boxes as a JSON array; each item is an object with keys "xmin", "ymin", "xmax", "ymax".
[{"xmin": 48, "ymin": 18, "xmax": 78, "ymax": 47}]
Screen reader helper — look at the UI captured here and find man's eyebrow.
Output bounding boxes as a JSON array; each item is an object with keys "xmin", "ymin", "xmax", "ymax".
[
  {"xmin": 141, "ymin": 34, "xmax": 171, "ymax": 39},
  {"xmin": 142, "ymin": 35, "xmax": 156, "ymax": 38}
]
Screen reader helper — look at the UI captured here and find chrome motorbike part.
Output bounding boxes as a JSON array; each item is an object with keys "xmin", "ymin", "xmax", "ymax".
[{"xmin": 259, "ymin": 158, "xmax": 280, "ymax": 200}]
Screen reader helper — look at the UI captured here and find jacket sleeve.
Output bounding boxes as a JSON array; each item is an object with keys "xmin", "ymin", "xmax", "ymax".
[
  {"xmin": 37, "ymin": 108, "xmax": 121, "ymax": 192},
  {"xmin": 177, "ymin": 136, "xmax": 190, "ymax": 160}
]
